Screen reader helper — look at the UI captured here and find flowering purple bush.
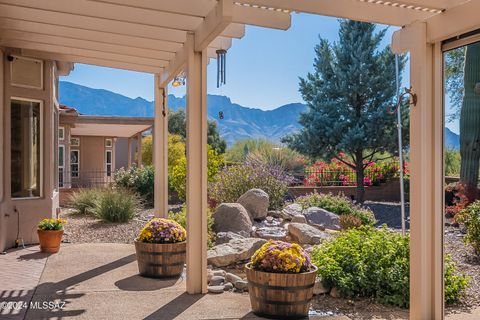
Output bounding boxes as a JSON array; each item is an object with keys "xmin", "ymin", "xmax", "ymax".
[
  {"xmin": 250, "ymin": 240, "xmax": 313, "ymax": 273},
  {"xmin": 137, "ymin": 218, "xmax": 186, "ymax": 243},
  {"xmin": 209, "ymin": 161, "xmax": 293, "ymax": 209}
]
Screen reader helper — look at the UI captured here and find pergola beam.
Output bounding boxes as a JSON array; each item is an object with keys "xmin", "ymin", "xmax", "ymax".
[
  {"xmin": 237, "ymin": 0, "xmax": 432, "ymax": 26},
  {"xmin": 20, "ymin": 49, "xmax": 162, "ymax": 73},
  {"xmin": 0, "ymin": 30, "xmax": 175, "ymax": 61},
  {"xmin": 0, "ymin": 18, "xmax": 183, "ymax": 52},
  {"xmin": 195, "ymin": 0, "xmax": 233, "ymax": 52}
]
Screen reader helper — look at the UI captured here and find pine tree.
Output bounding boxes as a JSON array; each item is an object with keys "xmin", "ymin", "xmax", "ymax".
[{"xmin": 283, "ymin": 20, "xmax": 408, "ymax": 202}]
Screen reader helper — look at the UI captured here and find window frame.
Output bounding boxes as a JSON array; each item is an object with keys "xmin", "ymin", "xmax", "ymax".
[
  {"xmin": 10, "ymin": 97, "xmax": 44, "ymax": 200},
  {"xmin": 105, "ymin": 149, "xmax": 113, "ymax": 177},
  {"xmin": 58, "ymin": 144, "xmax": 65, "ymax": 188},
  {"xmin": 59, "ymin": 126, "xmax": 65, "ymax": 141},
  {"xmin": 70, "ymin": 149, "xmax": 80, "ymax": 179},
  {"xmin": 71, "ymin": 137, "xmax": 80, "ymax": 147},
  {"xmin": 105, "ymin": 138, "xmax": 113, "ymax": 148}
]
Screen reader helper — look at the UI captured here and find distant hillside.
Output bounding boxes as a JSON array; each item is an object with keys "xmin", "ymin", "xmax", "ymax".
[
  {"xmin": 59, "ymin": 81, "xmax": 307, "ymax": 145},
  {"xmin": 445, "ymin": 127, "xmax": 460, "ymax": 150}
]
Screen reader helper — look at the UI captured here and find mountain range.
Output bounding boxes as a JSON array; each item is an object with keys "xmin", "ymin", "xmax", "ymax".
[
  {"xmin": 58, "ymin": 81, "xmax": 460, "ymax": 149},
  {"xmin": 59, "ymin": 81, "xmax": 306, "ymax": 145}
]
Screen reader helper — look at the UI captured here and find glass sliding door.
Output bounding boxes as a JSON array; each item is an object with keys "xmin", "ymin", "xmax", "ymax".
[{"xmin": 443, "ymin": 38, "xmax": 480, "ymax": 316}]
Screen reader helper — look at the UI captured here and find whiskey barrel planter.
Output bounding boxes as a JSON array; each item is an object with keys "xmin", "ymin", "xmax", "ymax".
[
  {"xmin": 38, "ymin": 230, "xmax": 64, "ymax": 253},
  {"xmin": 134, "ymin": 240, "xmax": 186, "ymax": 278},
  {"xmin": 245, "ymin": 263, "xmax": 317, "ymax": 319}
]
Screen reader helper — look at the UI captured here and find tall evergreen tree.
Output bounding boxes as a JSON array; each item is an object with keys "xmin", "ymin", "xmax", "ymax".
[{"xmin": 283, "ymin": 20, "xmax": 408, "ymax": 202}]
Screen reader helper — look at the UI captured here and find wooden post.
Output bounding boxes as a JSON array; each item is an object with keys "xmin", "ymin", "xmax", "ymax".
[
  {"xmin": 154, "ymin": 76, "xmax": 169, "ymax": 218},
  {"xmin": 392, "ymin": 22, "xmax": 444, "ymax": 318},
  {"xmin": 127, "ymin": 137, "xmax": 132, "ymax": 168},
  {"xmin": 185, "ymin": 31, "xmax": 208, "ymax": 294},
  {"xmin": 137, "ymin": 132, "xmax": 142, "ymax": 167}
]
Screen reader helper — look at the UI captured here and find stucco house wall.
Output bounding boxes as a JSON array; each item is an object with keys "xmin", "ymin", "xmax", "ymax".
[{"xmin": 0, "ymin": 50, "xmax": 60, "ymax": 251}]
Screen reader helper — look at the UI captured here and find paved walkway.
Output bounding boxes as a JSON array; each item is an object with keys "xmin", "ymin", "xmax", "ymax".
[
  {"xmin": 0, "ymin": 246, "xmax": 49, "ymax": 320},
  {"xmin": 2, "ymin": 243, "xmax": 480, "ymax": 320}
]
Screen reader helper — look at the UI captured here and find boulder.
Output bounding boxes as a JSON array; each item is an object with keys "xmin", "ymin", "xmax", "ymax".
[
  {"xmin": 209, "ymin": 276, "xmax": 225, "ymax": 286},
  {"xmin": 215, "ymin": 231, "xmax": 246, "ymax": 245},
  {"xmin": 208, "ymin": 285, "xmax": 225, "ymax": 294},
  {"xmin": 213, "ymin": 203, "xmax": 252, "ymax": 234},
  {"xmin": 225, "ymin": 272, "xmax": 242, "ymax": 284},
  {"xmin": 237, "ymin": 189, "xmax": 269, "ymax": 221},
  {"xmin": 330, "ymin": 287, "xmax": 341, "ymax": 298},
  {"xmin": 234, "ymin": 280, "xmax": 249, "ymax": 291},
  {"xmin": 267, "ymin": 210, "xmax": 282, "ymax": 218},
  {"xmin": 281, "ymin": 203, "xmax": 303, "ymax": 220},
  {"xmin": 304, "ymin": 207, "xmax": 341, "ymax": 231},
  {"xmin": 288, "ymin": 223, "xmax": 331, "ymax": 245},
  {"xmin": 313, "ymin": 279, "xmax": 330, "ymax": 295},
  {"xmin": 207, "ymin": 238, "xmax": 267, "ymax": 267},
  {"xmin": 224, "ymin": 282, "xmax": 234, "ymax": 291},
  {"xmin": 291, "ymin": 214, "xmax": 307, "ymax": 224}
]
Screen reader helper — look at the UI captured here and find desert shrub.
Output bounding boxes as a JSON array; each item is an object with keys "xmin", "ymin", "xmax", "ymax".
[
  {"xmin": 225, "ymin": 139, "xmax": 276, "ymax": 163},
  {"xmin": 296, "ymin": 192, "xmax": 376, "ymax": 225},
  {"xmin": 170, "ymin": 146, "xmax": 224, "ymax": 201},
  {"xmin": 456, "ymin": 200, "xmax": 480, "ymax": 253},
  {"xmin": 311, "ymin": 227, "xmax": 468, "ymax": 307},
  {"xmin": 338, "ymin": 214, "xmax": 362, "ymax": 230},
  {"xmin": 250, "ymin": 240, "xmax": 313, "ymax": 273},
  {"xmin": 445, "ymin": 148, "xmax": 461, "ymax": 177},
  {"xmin": 69, "ymin": 188, "xmax": 101, "ymax": 215},
  {"xmin": 168, "ymin": 205, "xmax": 215, "ymax": 248},
  {"xmin": 246, "ymin": 145, "xmax": 307, "ymax": 176},
  {"xmin": 92, "ymin": 188, "xmax": 139, "ymax": 223},
  {"xmin": 209, "ymin": 162, "xmax": 293, "ymax": 210},
  {"xmin": 114, "ymin": 165, "xmax": 154, "ymax": 206},
  {"xmin": 141, "ymin": 135, "xmax": 153, "ymax": 166}
]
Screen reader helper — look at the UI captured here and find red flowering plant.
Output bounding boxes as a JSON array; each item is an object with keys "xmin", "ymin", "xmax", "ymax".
[{"xmin": 250, "ymin": 240, "xmax": 314, "ymax": 273}]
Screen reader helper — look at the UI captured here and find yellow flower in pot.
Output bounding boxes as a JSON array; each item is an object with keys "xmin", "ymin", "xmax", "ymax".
[
  {"xmin": 135, "ymin": 218, "xmax": 187, "ymax": 278},
  {"xmin": 37, "ymin": 218, "xmax": 67, "ymax": 253},
  {"xmin": 246, "ymin": 240, "xmax": 317, "ymax": 319}
]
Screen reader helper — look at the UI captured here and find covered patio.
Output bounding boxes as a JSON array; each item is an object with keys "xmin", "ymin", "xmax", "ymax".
[{"xmin": 1, "ymin": 0, "xmax": 480, "ymax": 319}]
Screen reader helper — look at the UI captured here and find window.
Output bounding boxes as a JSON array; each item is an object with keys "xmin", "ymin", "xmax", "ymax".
[
  {"xmin": 11, "ymin": 98, "xmax": 42, "ymax": 198},
  {"xmin": 105, "ymin": 138, "xmax": 113, "ymax": 147},
  {"xmin": 71, "ymin": 137, "xmax": 80, "ymax": 147},
  {"xmin": 59, "ymin": 126, "xmax": 65, "ymax": 140},
  {"xmin": 59, "ymin": 145, "xmax": 64, "ymax": 188},
  {"xmin": 106, "ymin": 150, "xmax": 112, "ymax": 177},
  {"xmin": 71, "ymin": 150, "xmax": 79, "ymax": 178}
]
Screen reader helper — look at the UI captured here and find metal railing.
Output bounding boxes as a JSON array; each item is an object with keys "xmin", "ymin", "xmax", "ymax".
[
  {"xmin": 59, "ymin": 169, "xmax": 114, "ymax": 188},
  {"xmin": 302, "ymin": 169, "xmax": 381, "ymax": 187}
]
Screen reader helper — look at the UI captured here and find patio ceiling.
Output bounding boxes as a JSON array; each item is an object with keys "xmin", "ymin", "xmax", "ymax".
[
  {"xmin": 62, "ymin": 115, "xmax": 154, "ymax": 137},
  {"xmin": 0, "ymin": 0, "xmax": 472, "ymax": 83}
]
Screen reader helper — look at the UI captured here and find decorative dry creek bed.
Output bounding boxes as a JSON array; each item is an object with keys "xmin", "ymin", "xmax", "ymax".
[{"xmin": 60, "ymin": 189, "xmax": 480, "ymax": 319}]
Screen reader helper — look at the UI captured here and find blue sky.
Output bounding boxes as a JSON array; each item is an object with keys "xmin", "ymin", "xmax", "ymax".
[{"xmin": 62, "ymin": 13, "xmax": 404, "ymax": 110}]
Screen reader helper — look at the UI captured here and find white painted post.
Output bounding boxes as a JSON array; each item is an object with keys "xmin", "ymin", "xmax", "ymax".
[
  {"xmin": 185, "ymin": 31, "xmax": 208, "ymax": 294},
  {"xmin": 154, "ymin": 75, "xmax": 169, "ymax": 218}
]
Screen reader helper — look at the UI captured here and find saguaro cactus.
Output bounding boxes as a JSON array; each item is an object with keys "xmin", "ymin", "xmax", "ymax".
[{"xmin": 460, "ymin": 42, "xmax": 480, "ymax": 201}]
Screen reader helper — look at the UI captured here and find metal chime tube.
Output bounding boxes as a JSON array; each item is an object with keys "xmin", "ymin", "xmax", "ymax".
[{"xmin": 216, "ymin": 49, "xmax": 227, "ymax": 88}]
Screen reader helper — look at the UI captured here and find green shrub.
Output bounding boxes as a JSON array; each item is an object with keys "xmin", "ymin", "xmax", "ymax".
[
  {"xmin": 339, "ymin": 214, "xmax": 362, "ymax": 230},
  {"xmin": 170, "ymin": 146, "xmax": 224, "ymax": 201},
  {"xmin": 69, "ymin": 188, "xmax": 101, "ymax": 215},
  {"xmin": 296, "ymin": 192, "xmax": 376, "ymax": 225},
  {"xmin": 92, "ymin": 188, "xmax": 139, "ymax": 223},
  {"xmin": 445, "ymin": 148, "xmax": 461, "ymax": 177},
  {"xmin": 246, "ymin": 146, "xmax": 306, "ymax": 176},
  {"xmin": 168, "ymin": 205, "xmax": 215, "ymax": 248},
  {"xmin": 456, "ymin": 200, "xmax": 480, "ymax": 253},
  {"xmin": 114, "ymin": 165, "xmax": 154, "ymax": 206},
  {"xmin": 209, "ymin": 162, "xmax": 293, "ymax": 210},
  {"xmin": 311, "ymin": 227, "xmax": 468, "ymax": 307}
]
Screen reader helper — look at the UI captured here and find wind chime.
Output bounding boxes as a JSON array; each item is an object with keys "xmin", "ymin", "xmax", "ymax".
[{"xmin": 216, "ymin": 49, "xmax": 227, "ymax": 120}]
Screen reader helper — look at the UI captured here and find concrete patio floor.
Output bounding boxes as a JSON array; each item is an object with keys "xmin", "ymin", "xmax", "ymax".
[
  {"xmin": 2, "ymin": 243, "xmax": 479, "ymax": 320},
  {"xmin": 4, "ymin": 243, "xmax": 345, "ymax": 320}
]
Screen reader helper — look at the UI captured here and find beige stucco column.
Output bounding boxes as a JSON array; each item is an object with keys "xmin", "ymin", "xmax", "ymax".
[
  {"xmin": 185, "ymin": 31, "xmax": 208, "ymax": 294},
  {"xmin": 392, "ymin": 22, "xmax": 444, "ymax": 319},
  {"xmin": 137, "ymin": 132, "xmax": 142, "ymax": 167},
  {"xmin": 153, "ymin": 75, "xmax": 168, "ymax": 218}
]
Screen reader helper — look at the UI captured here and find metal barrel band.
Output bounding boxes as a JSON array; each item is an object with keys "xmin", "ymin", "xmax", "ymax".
[
  {"xmin": 253, "ymin": 298, "xmax": 312, "ymax": 306},
  {"xmin": 139, "ymin": 250, "xmax": 186, "ymax": 256},
  {"xmin": 249, "ymin": 281, "xmax": 315, "ymax": 291},
  {"xmin": 147, "ymin": 262, "xmax": 185, "ymax": 267}
]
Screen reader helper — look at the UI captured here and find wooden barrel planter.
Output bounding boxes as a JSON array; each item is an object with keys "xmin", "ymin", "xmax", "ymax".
[
  {"xmin": 245, "ymin": 263, "xmax": 317, "ymax": 319},
  {"xmin": 38, "ymin": 230, "xmax": 64, "ymax": 253},
  {"xmin": 134, "ymin": 240, "xmax": 186, "ymax": 278}
]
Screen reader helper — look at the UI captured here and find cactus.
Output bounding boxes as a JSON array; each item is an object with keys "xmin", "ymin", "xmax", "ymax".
[{"xmin": 459, "ymin": 42, "xmax": 480, "ymax": 201}]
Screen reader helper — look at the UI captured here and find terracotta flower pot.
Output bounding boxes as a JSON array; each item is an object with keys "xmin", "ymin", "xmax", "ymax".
[
  {"xmin": 37, "ymin": 229, "xmax": 64, "ymax": 253},
  {"xmin": 134, "ymin": 240, "xmax": 186, "ymax": 278},
  {"xmin": 245, "ymin": 263, "xmax": 318, "ymax": 319}
]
